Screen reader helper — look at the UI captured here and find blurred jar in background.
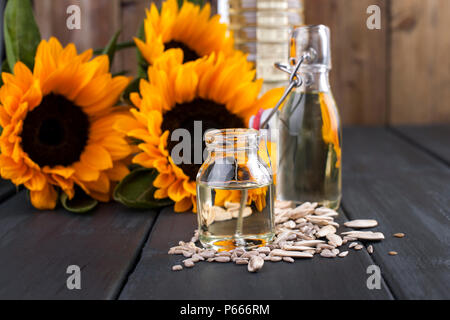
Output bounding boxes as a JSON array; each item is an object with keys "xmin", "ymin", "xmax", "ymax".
[{"xmin": 219, "ymin": 0, "xmax": 305, "ymax": 94}]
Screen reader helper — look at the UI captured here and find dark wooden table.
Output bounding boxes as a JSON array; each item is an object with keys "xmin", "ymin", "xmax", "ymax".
[{"xmin": 0, "ymin": 126, "xmax": 449, "ymax": 300}]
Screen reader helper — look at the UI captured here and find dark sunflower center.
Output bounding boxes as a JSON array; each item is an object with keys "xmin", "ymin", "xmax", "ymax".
[
  {"xmin": 164, "ymin": 40, "xmax": 200, "ymax": 63},
  {"xmin": 161, "ymin": 99, "xmax": 245, "ymax": 181},
  {"xmin": 21, "ymin": 94, "xmax": 90, "ymax": 167}
]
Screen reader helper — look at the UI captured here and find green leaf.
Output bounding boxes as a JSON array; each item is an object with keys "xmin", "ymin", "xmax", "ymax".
[
  {"xmin": 113, "ymin": 168, "xmax": 173, "ymax": 209},
  {"xmin": 122, "ymin": 77, "xmax": 140, "ymax": 105},
  {"xmin": 102, "ymin": 30, "xmax": 121, "ymax": 66},
  {"xmin": 136, "ymin": 22, "xmax": 148, "ymax": 79},
  {"xmin": 4, "ymin": 0, "xmax": 41, "ymax": 71},
  {"xmin": 0, "ymin": 61, "xmax": 11, "ymax": 87},
  {"xmin": 60, "ymin": 188, "xmax": 98, "ymax": 213}
]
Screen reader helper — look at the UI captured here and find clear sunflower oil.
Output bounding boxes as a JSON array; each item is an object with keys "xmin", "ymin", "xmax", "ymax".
[
  {"xmin": 277, "ymin": 91, "xmax": 342, "ymax": 209},
  {"xmin": 197, "ymin": 181, "xmax": 275, "ymax": 251}
]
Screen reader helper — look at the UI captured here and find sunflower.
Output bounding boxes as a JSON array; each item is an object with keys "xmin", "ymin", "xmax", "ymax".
[
  {"xmin": 134, "ymin": 0, "xmax": 234, "ymax": 65},
  {"xmin": 116, "ymin": 49, "xmax": 283, "ymax": 212},
  {"xmin": 0, "ymin": 37, "xmax": 133, "ymax": 210}
]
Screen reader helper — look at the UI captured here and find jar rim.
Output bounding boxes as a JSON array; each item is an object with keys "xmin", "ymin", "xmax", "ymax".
[{"xmin": 205, "ymin": 128, "xmax": 259, "ymax": 150}]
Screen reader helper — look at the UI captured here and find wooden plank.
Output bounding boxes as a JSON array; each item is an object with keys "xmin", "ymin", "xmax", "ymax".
[
  {"xmin": 0, "ymin": 180, "xmax": 16, "ymax": 204},
  {"xmin": 0, "ymin": 191, "xmax": 157, "ymax": 299},
  {"xmin": 119, "ymin": 206, "xmax": 393, "ymax": 300},
  {"xmin": 304, "ymin": 0, "xmax": 388, "ymax": 126},
  {"xmin": 389, "ymin": 0, "xmax": 450, "ymax": 125},
  {"xmin": 119, "ymin": 0, "xmax": 150, "ymax": 77},
  {"xmin": 342, "ymin": 127, "xmax": 450, "ymax": 299},
  {"xmin": 393, "ymin": 125, "xmax": 450, "ymax": 166}
]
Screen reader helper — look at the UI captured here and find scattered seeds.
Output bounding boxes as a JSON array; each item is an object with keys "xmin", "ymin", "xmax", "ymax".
[
  {"xmin": 349, "ymin": 242, "xmax": 358, "ymax": 249},
  {"xmin": 320, "ymin": 249, "xmax": 336, "ymax": 258},
  {"xmin": 214, "ymin": 256, "xmax": 231, "ymax": 263},
  {"xmin": 283, "ymin": 257, "xmax": 295, "ymax": 263},
  {"xmin": 393, "ymin": 233, "xmax": 405, "ymax": 238},
  {"xmin": 344, "ymin": 219, "xmax": 378, "ymax": 229},
  {"xmin": 389, "ymin": 251, "xmax": 398, "ymax": 256},
  {"xmin": 326, "ymin": 233, "xmax": 343, "ymax": 247},
  {"xmin": 316, "ymin": 225, "xmax": 337, "ymax": 238},
  {"xmin": 342, "ymin": 231, "xmax": 385, "ymax": 241},
  {"xmin": 338, "ymin": 251, "xmax": 349, "ymax": 257},
  {"xmin": 248, "ymin": 256, "xmax": 264, "ymax": 272},
  {"xmin": 183, "ymin": 259, "xmax": 195, "ymax": 268},
  {"xmin": 169, "ymin": 200, "xmax": 385, "ymax": 273}
]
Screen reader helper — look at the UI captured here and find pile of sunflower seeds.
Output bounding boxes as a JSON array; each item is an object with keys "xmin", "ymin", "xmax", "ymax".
[{"xmin": 169, "ymin": 200, "xmax": 387, "ymax": 273}]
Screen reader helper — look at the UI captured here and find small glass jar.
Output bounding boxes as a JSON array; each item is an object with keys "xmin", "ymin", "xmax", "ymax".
[{"xmin": 196, "ymin": 129, "xmax": 275, "ymax": 250}]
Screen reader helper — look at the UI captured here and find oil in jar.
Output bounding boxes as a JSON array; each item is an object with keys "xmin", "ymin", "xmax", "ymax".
[{"xmin": 196, "ymin": 182, "xmax": 275, "ymax": 251}]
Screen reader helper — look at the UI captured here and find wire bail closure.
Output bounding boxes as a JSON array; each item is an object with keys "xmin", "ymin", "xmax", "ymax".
[{"xmin": 259, "ymin": 54, "xmax": 309, "ymax": 129}]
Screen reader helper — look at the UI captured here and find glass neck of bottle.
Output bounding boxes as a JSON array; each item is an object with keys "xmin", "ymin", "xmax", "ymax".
[{"xmin": 298, "ymin": 68, "xmax": 330, "ymax": 93}]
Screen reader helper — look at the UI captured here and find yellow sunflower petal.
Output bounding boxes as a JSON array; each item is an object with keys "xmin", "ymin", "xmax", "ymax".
[
  {"xmin": 154, "ymin": 188, "xmax": 169, "ymax": 199},
  {"xmin": 72, "ymin": 162, "xmax": 100, "ymax": 182},
  {"xmin": 30, "ymin": 183, "xmax": 58, "ymax": 210},
  {"xmin": 168, "ymin": 179, "xmax": 189, "ymax": 202},
  {"xmin": 80, "ymin": 145, "xmax": 113, "ymax": 171},
  {"xmin": 174, "ymin": 196, "xmax": 193, "ymax": 212}
]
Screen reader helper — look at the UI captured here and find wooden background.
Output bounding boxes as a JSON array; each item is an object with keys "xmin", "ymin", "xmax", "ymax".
[{"xmin": 33, "ymin": 0, "xmax": 450, "ymax": 126}]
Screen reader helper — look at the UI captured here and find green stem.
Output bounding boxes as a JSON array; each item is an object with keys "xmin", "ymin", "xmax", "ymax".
[{"xmin": 94, "ymin": 41, "xmax": 136, "ymax": 55}]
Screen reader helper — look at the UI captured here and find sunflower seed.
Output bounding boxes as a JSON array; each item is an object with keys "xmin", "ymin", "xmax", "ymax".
[
  {"xmin": 354, "ymin": 244, "xmax": 363, "ymax": 250},
  {"xmin": 275, "ymin": 200, "xmax": 294, "ymax": 209},
  {"xmin": 343, "ymin": 231, "xmax": 385, "ymax": 241},
  {"xmin": 320, "ymin": 249, "xmax": 336, "ymax": 258},
  {"xmin": 182, "ymin": 251, "xmax": 193, "ymax": 258},
  {"xmin": 214, "ymin": 256, "xmax": 231, "ymax": 263},
  {"xmin": 248, "ymin": 256, "xmax": 264, "ymax": 272},
  {"xmin": 389, "ymin": 251, "xmax": 398, "ymax": 256},
  {"xmin": 183, "ymin": 259, "xmax": 195, "ymax": 268},
  {"xmin": 283, "ymin": 220, "xmax": 296, "ymax": 229},
  {"xmin": 349, "ymin": 242, "xmax": 358, "ymax": 248},
  {"xmin": 294, "ymin": 240, "xmax": 325, "ymax": 247},
  {"xmin": 393, "ymin": 233, "xmax": 405, "ymax": 238},
  {"xmin": 224, "ymin": 201, "xmax": 240, "ymax": 210},
  {"xmin": 344, "ymin": 219, "xmax": 378, "ymax": 229},
  {"xmin": 213, "ymin": 206, "xmax": 233, "ymax": 222},
  {"xmin": 256, "ymin": 247, "xmax": 271, "ymax": 254},
  {"xmin": 270, "ymin": 256, "xmax": 282, "ymax": 262},
  {"xmin": 314, "ymin": 207, "xmax": 338, "ymax": 216},
  {"xmin": 326, "ymin": 233, "xmax": 343, "ymax": 247},
  {"xmin": 331, "ymin": 248, "xmax": 340, "ymax": 255},
  {"xmin": 271, "ymin": 249, "xmax": 313, "ymax": 258},
  {"xmin": 316, "ymin": 225, "xmax": 337, "ymax": 238},
  {"xmin": 172, "ymin": 265, "xmax": 183, "ymax": 271},
  {"xmin": 230, "ymin": 206, "xmax": 252, "ymax": 219},
  {"xmin": 217, "ymin": 251, "xmax": 231, "ymax": 257},
  {"xmin": 235, "ymin": 258, "xmax": 249, "ymax": 265},
  {"xmin": 338, "ymin": 251, "xmax": 349, "ymax": 257},
  {"xmin": 283, "ymin": 257, "xmax": 295, "ymax": 263},
  {"xmin": 194, "ymin": 253, "xmax": 205, "ymax": 260},
  {"xmin": 281, "ymin": 245, "xmax": 315, "ymax": 251},
  {"xmin": 200, "ymin": 250, "xmax": 216, "ymax": 259},
  {"xmin": 367, "ymin": 245, "xmax": 374, "ymax": 254},
  {"xmin": 317, "ymin": 243, "xmax": 335, "ymax": 250}
]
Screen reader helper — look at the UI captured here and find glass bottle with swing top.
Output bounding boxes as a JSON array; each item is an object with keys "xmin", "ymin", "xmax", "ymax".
[{"xmin": 277, "ymin": 25, "xmax": 342, "ymax": 209}]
